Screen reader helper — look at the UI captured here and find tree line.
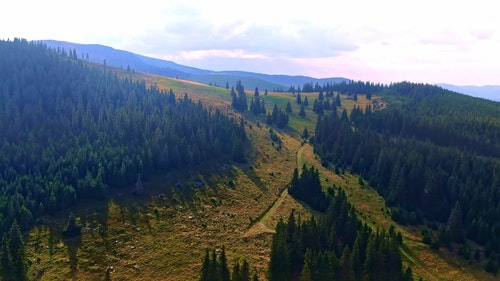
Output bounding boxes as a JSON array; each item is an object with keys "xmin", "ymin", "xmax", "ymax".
[
  {"xmin": 313, "ymin": 82, "xmax": 500, "ymax": 270},
  {"xmin": 270, "ymin": 169, "xmax": 413, "ymax": 281}
]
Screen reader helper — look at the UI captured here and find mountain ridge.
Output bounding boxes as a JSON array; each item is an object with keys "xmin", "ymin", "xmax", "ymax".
[
  {"xmin": 40, "ymin": 40, "xmax": 349, "ymax": 90},
  {"xmin": 41, "ymin": 40, "xmax": 500, "ymax": 101}
]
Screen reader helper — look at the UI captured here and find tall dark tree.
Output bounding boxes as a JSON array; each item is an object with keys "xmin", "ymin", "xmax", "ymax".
[
  {"xmin": 299, "ymin": 104, "xmax": 306, "ymax": 117},
  {"xmin": 447, "ymin": 202, "xmax": 465, "ymax": 243},
  {"xmin": 1, "ymin": 221, "xmax": 27, "ymax": 281},
  {"xmin": 62, "ymin": 211, "xmax": 81, "ymax": 237},
  {"xmin": 285, "ymin": 101, "xmax": 292, "ymax": 113},
  {"xmin": 254, "ymin": 87, "xmax": 259, "ymax": 97}
]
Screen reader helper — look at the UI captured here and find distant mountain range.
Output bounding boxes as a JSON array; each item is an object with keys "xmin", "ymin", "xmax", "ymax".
[
  {"xmin": 41, "ymin": 40, "xmax": 500, "ymax": 101},
  {"xmin": 437, "ymin": 84, "xmax": 500, "ymax": 101},
  {"xmin": 41, "ymin": 40, "xmax": 348, "ymax": 91}
]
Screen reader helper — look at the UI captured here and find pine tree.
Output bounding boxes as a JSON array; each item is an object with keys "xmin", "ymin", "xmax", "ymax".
[
  {"xmin": 447, "ymin": 201, "xmax": 465, "ymax": 243},
  {"xmin": 134, "ymin": 173, "xmax": 144, "ymax": 195},
  {"xmin": 5, "ymin": 221, "xmax": 27, "ymax": 281},
  {"xmin": 1, "ymin": 234, "xmax": 12, "ymax": 280},
  {"xmin": 218, "ymin": 246, "xmax": 231, "ymax": 281},
  {"xmin": 297, "ymin": 93, "xmax": 302, "ymax": 104},
  {"xmin": 252, "ymin": 271, "xmax": 259, "ymax": 281},
  {"xmin": 302, "ymin": 127, "xmax": 310, "ymax": 139},
  {"xmin": 300, "ymin": 249, "xmax": 313, "ymax": 281},
  {"xmin": 232, "ymin": 262, "xmax": 242, "ymax": 281},
  {"xmin": 285, "ymin": 101, "xmax": 292, "ymax": 113},
  {"xmin": 299, "ymin": 104, "xmax": 306, "ymax": 117},
  {"xmin": 268, "ymin": 219, "xmax": 290, "ymax": 281},
  {"xmin": 241, "ymin": 259, "xmax": 250, "ymax": 281},
  {"xmin": 63, "ymin": 211, "xmax": 81, "ymax": 237},
  {"xmin": 200, "ymin": 249, "xmax": 211, "ymax": 281},
  {"xmin": 335, "ymin": 93, "xmax": 342, "ymax": 106}
]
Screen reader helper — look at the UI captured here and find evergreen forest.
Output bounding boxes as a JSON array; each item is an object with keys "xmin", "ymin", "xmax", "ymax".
[
  {"xmin": 314, "ymin": 82, "xmax": 500, "ymax": 265},
  {"xmin": 2, "ymin": 38, "xmax": 500, "ymax": 280},
  {"xmin": 0, "ymin": 39, "xmax": 247, "ymax": 235}
]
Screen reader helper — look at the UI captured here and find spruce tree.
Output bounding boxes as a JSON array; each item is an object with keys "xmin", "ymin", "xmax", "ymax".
[
  {"xmin": 63, "ymin": 211, "xmax": 81, "ymax": 237},
  {"xmin": 300, "ymin": 249, "xmax": 313, "ymax": 281},
  {"xmin": 200, "ymin": 249, "xmax": 211, "ymax": 281},
  {"xmin": 241, "ymin": 259, "xmax": 250, "ymax": 281},
  {"xmin": 299, "ymin": 104, "xmax": 306, "ymax": 117},
  {"xmin": 218, "ymin": 246, "xmax": 230, "ymax": 281},
  {"xmin": 1, "ymin": 234, "xmax": 12, "ymax": 280},
  {"xmin": 448, "ymin": 201, "xmax": 466, "ymax": 243},
  {"xmin": 5, "ymin": 221, "xmax": 27, "ymax": 281},
  {"xmin": 232, "ymin": 262, "xmax": 242, "ymax": 281}
]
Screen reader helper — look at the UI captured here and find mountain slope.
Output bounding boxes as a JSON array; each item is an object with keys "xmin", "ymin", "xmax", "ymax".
[
  {"xmin": 40, "ymin": 40, "xmax": 349, "ymax": 90},
  {"xmin": 438, "ymin": 83, "xmax": 500, "ymax": 101}
]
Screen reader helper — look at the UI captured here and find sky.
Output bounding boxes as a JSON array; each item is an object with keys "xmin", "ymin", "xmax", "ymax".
[{"xmin": 1, "ymin": 0, "xmax": 499, "ymax": 86}]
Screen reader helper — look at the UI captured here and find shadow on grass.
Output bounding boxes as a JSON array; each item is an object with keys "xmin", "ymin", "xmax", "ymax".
[{"xmin": 62, "ymin": 235, "xmax": 82, "ymax": 278}]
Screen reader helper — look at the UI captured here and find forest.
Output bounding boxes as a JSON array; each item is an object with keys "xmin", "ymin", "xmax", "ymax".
[
  {"xmin": 270, "ymin": 167, "xmax": 413, "ymax": 281},
  {"xmin": 0, "ymin": 39, "xmax": 247, "ymax": 236},
  {"xmin": 313, "ymin": 82, "xmax": 500, "ymax": 270},
  {"xmin": 2, "ymin": 38, "xmax": 499, "ymax": 280}
]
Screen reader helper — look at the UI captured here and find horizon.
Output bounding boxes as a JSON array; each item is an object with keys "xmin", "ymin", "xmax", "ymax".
[{"xmin": 2, "ymin": 0, "xmax": 500, "ymax": 86}]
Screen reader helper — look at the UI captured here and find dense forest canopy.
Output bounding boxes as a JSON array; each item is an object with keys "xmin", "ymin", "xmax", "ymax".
[
  {"xmin": 314, "ymin": 82, "xmax": 500, "ymax": 260},
  {"xmin": 270, "ymin": 169, "xmax": 412, "ymax": 281},
  {"xmin": 0, "ymin": 39, "xmax": 247, "ymax": 234}
]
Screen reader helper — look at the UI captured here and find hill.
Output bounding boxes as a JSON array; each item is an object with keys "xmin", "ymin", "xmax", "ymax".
[
  {"xmin": 2, "ymin": 38, "xmax": 500, "ymax": 281},
  {"xmin": 438, "ymin": 83, "xmax": 500, "ymax": 101},
  {"xmin": 40, "ymin": 40, "xmax": 349, "ymax": 91}
]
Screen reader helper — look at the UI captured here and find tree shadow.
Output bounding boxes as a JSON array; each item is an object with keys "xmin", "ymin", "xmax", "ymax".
[{"xmin": 62, "ymin": 235, "xmax": 82, "ymax": 278}]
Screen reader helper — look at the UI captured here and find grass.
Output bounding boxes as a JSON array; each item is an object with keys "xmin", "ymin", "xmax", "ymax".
[{"xmin": 23, "ymin": 69, "xmax": 497, "ymax": 281}]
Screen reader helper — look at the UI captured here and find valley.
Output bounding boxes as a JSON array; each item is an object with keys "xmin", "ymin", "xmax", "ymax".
[
  {"xmin": 23, "ymin": 73, "xmax": 497, "ymax": 281},
  {"xmin": 1, "ymin": 40, "xmax": 499, "ymax": 281}
]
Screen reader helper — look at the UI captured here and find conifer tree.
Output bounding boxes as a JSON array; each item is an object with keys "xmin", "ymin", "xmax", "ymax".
[
  {"xmin": 251, "ymin": 271, "xmax": 259, "ymax": 281},
  {"xmin": 297, "ymin": 93, "xmax": 302, "ymax": 104},
  {"xmin": 300, "ymin": 249, "xmax": 313, "ymax": 281},
  {"xmin": 448, "ymin": 201, "xmax": 465, "ymax": 243},
  {"xmin": 302, "ymin": 127, "xmax": 310, "ymax": 139},
  {"xmin": 2, "ymin": 221, "xmax": 28, "ymax": 281},
  {"xmin": 218, "ymin": 246, "xmax": 230, "ymax": 281},
  {"xmin": 232, "ymin": 262, "xmax": 242, "ymax": 281},
  {"xmin": 299, "ymin": 104, "xmax": 306, "ymax": 117},
  {"xmin": 1, "ymin": 234, "xmax": 12, "ymax": 280},
  {"xmin": 199, "ymin": 249, "xmax": 211, "ymax": 281},
  {"xmin": 241, "ymin": 259, "xmax": 250, "ymax": 281},
  {"xmin": 63, "ymin": 211, "xmax": 81, "ymax": 237}
]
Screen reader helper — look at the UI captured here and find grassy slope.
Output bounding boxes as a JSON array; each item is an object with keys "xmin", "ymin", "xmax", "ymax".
[{"xmin": 24, "ymin": 71, "xmax": 495, "ymax": 281}]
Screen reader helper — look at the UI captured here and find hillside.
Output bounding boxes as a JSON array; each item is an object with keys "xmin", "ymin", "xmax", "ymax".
[
  {"xmin": 41, "ymin": 40, "xmax": 349, "ymax": 91},
  {"xmin": 1, "ymin": 39, "xmax": 499, "ymax": 281}
]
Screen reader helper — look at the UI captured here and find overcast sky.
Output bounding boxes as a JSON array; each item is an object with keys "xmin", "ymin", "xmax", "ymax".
[{"xmin": 2, "ymin": 0, "xmax": 499, "ymax": 85}]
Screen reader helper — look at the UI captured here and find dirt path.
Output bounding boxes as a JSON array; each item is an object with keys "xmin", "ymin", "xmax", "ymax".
[
  {"xmin": 243, "ymin": 142, "xmax": 308, "ymax": 237},
  {"xmin": 243, "ymin": 189, "xmax": 289, "ymax": 237}
]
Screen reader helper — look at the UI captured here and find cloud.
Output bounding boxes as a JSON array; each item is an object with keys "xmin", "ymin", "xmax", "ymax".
[{"xmin": 3, "ymin": 0, "xmax": 500, "ymax": 85}]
